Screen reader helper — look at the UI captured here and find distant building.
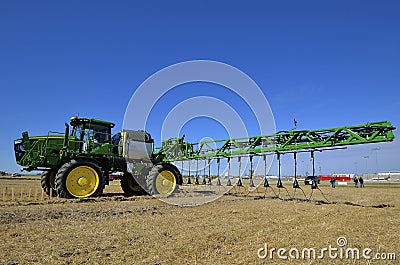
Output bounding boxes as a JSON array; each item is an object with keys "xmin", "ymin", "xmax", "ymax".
[
  {"xmin": 362, "ymin": 172, "xmax": 400, "ymax": 181},
  {"xmin": 319, "ymin": 174, "xmax": 354, "ymax": 181},
  {"xmin": 378, "ymin": 172, "xmax": 400, "ymax": 179}
]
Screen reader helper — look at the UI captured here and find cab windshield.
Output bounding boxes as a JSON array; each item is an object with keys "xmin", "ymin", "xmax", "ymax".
[{"xmin": 70, "ymin": 121, "xmax": 112, "ymax": 151}]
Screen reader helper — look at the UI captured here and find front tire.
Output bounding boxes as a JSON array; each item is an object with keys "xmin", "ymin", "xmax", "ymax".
[
  {"xmin": 40, "ymin": 170, "xmax": 57, "ymax": 196},
  {"xmin": 146, "ymin": 163, "xmax": 182, "ymax": 195},
  {"xmin": 120, "ymin": 172, "xmax": 147, "ymax": 196},
  {"xmin": 55, "ymin": 159, "xmax": 105, "ymax": 198}
]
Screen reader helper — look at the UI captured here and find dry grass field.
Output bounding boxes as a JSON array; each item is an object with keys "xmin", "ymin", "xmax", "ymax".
[{"xmin": 1, "ymin": 176, "xmax": 399, "ymax": 265}]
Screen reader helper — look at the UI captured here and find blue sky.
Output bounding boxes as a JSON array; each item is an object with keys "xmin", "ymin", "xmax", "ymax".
[{"xmin": 0, "ymin": 1, "xmax": 399, "ymax": 174}]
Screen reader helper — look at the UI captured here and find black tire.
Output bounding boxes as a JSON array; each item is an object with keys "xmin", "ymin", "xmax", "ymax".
[
  {"xmin": 40, "ymin": 170, "xmax": 57, "ymax": 196},
  {"xmin": 146, "ymin": 163, "xmax": 182, "ymax": 195},
  {"xmin": 120, "ymin": 172, "xmax": 147, "ymax": 196},
  {"xmin": 55, "ymin": 159, "xmax": 105, "ymax": 199}
]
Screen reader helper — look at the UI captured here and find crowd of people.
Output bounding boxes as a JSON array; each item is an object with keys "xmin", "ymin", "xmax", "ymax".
[
  {"xmin": 329, "ymin": 176, "xmax": 365, "ymax": 188},
  {"xmin": 353, "ymin": 176, "xmax": 364, "ymax": 188}
]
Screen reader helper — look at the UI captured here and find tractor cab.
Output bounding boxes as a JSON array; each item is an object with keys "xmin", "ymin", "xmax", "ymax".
[{"xmin": 69, "ymin": 116, "xmax": 116, "ymax": 154}]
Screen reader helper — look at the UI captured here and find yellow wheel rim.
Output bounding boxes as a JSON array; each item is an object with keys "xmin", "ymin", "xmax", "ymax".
[
  {"xmin": 155, "ymin": 170, "xmax": 176, "ymax": 195},
  {"xmin": 66, "ymin": 166, "xmax": 99, "ymax": 198}
]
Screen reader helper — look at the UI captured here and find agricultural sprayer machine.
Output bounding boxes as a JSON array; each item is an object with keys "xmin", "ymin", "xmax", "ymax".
[{"xmin": 14, "ymin": 116, "xmax": 395, "ymax": 199}]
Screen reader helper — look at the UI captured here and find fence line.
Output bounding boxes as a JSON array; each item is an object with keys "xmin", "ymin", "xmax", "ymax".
[{"xmin": 1, "ymin": 186, "xmax": 57, "ymax": 202}]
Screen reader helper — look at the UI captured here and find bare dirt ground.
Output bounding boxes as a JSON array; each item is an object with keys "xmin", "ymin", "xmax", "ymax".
[{"xmin": 1, "ymin": 177, "xmax": 399, "ymax": 265}]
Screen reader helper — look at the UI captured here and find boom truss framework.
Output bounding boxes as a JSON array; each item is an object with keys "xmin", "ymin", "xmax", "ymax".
[{"xmin": 155, "ymin": 121, "xmax": 395, "ymax": 162}]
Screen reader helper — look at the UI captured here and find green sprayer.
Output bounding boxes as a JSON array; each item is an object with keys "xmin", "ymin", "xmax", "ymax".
[{"xmin": 14, "ymin": 116, "xmax": 395, "ymax": 199}]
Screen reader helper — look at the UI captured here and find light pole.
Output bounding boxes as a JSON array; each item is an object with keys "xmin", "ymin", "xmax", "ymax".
[
  {"xmin": 354, "ymin": 162, "xmax": 358, "ymax": 176},
  {"xmin": 362, "ymin": 156, "xmax": 369, "ymax": 178},
  {"xmin": 372, "ymin": 147, "xmax": 380, "ymax": 174}
]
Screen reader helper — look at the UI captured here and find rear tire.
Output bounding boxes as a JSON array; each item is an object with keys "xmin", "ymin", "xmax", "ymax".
[
  {"xmin": 120, "ymin": 172, "xmax": 147, "ymax": 196},
  {"xmin": 40, "ymin": 170, "xmax": 57, "ymax": 196},
  {"xmin": 146, "ymin": 163, "xmax": 182, "ymax": 195},
  {"xmin": 55, "ymin": 159, "xmax": 105, "ymax": 198}
]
